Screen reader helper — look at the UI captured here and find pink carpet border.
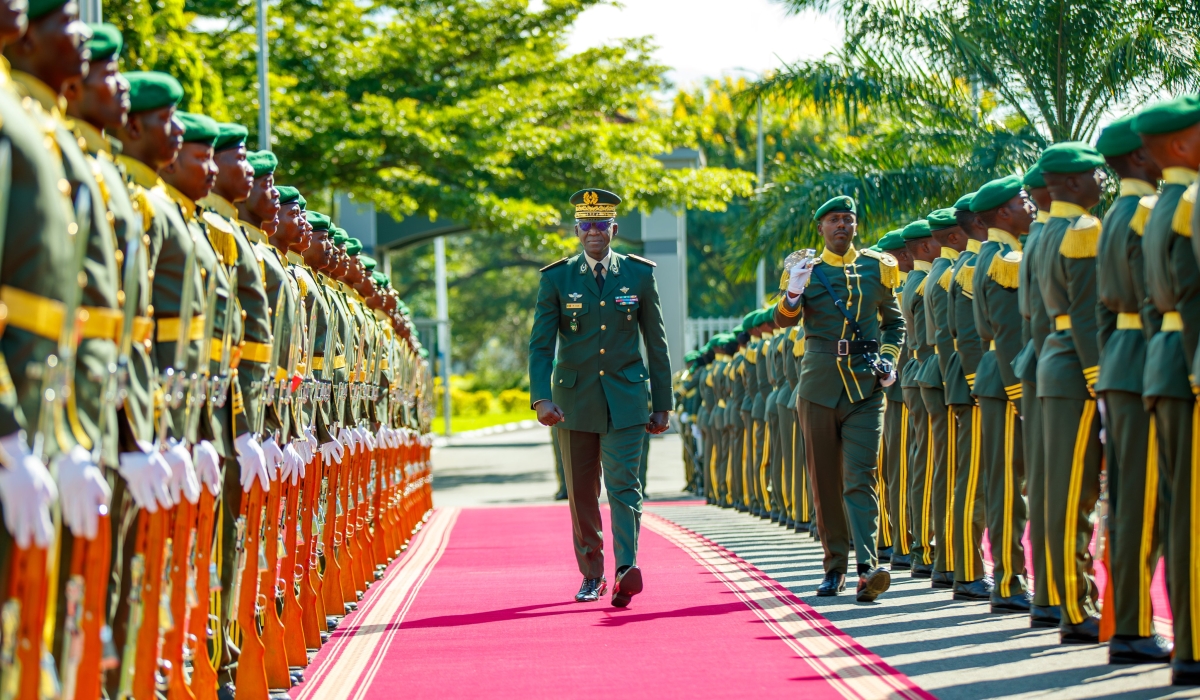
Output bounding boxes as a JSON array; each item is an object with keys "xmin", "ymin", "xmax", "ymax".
[{"xmin": 643, "ymin": 511, "xmax": 934, "ymax": 700}]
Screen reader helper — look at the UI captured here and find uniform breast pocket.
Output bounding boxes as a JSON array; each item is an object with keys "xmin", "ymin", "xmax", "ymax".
[
  {"xmin": 561, "ymin": 302, "xmax": 589, "ymax": 333},
  {"xmin": 615, "ymin": 299, "xmax": 639, "ymax": 332}
]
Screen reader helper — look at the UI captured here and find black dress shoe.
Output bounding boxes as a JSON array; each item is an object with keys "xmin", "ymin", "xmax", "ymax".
[
  {"xmin": 1173, "ymin": 659, "xmax": 1200, "ymax": 685},
  {"xmin": 890, "ymin": 553, "xmax": 912, "ymax": 570},
  {"xmin": 574, "ymin": 576, "xmax": 607, "ymax": 602},
  {"xmin": 554, "ymin": 490, "xmax": 568, "ymax": 501},
  {"xmin": 326, "ymin": 616, "xmax": 341, "ymax": 631},
  {"xmin": 931, "ymin": 570, "xmax": 954, "ymax": 589},
  {"xmin": 218, "ymin": 683, "xmax": 236, "ymax": 700},
  {"xmin": 1030, "ymin": 604, "xmax": 1061, "ymax": 628},
  {"xmin": 1109, "ymin": 634, "xmax": 1172, "ymax": 664},
  {"xmin": 990, "ymin": 591, "xmax": 1031, "ymax": 613},
  {"xmin": 952, "ymin": 578, "xmax": 993, "ymax": 601},
  {"xmin": 816, "ymin": 571, "xmax": 846, "ymax": 596},
  {"xmin": 877, "ymin": 547, "xmax": 893, "ymax": 563},
  {"xmin": 856, "ymin": 567, "xmax": 891, "ymax": 603},
  {"xmin": 1059, "ymin": 615, "xmax": 1100, "ymax": 644},
  {"xmin": 911, "ymin": 562, "xmax": 933, "ymax": 578},
  {"xmin": 612, "ymin": 565, "xmax": 643, "ymax": 608},
  {"xmin": 795, "ymin": 521, "xmax": 811, "ymax": 533}
]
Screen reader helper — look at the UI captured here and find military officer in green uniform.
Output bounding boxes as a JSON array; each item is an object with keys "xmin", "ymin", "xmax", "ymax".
[
  {"xmin": 968, "ymin": 174, "xmax": 1034, "ymax": 614},
  {"xmin": 1032, "ymin": 142, "xmax": 1107, "ymax": 644},
  {"xmin": 875, "ymin": 231, "xmax": 913, "ymax": 568},
  {"xmin": 773, "ymin": 195, "xmax": 903, "ymax": 602},
  {"xmin": 1090, "ymin": 115, "xmax": 1172, "ymax": 663},
  {"xmin": 1133, "ymin": 96, "xmax": 1200, "ymax": 685},
  {"xmin": 782, "ymin": 314, "xmax": 810, "ymax": 533},
  {"xmin": 529, "ymin": 189, "xmax": 671, "ymax": 608}
]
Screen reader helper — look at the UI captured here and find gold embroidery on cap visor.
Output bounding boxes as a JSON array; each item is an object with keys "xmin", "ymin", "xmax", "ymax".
[{"xmin": 575, "ymin": 202, "xmax": 617, "ymax": 219}]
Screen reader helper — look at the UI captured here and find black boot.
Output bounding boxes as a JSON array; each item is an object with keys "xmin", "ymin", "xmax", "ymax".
[
  {"xmin": 990, "ymin": 591, "xmax": 1031, "ymax": 614},
  {"xmin": 1173, "ymin": 660, "xmax": 1200, "ymax": 685},
  {"xmin": 1108, "ymin": 634, "xmax": 1172, "ymax": 664},
  {"xmin": 877, "ymin": 546, "xmax": 893, "ymax": 563},
  {"xmin": 1030, "ymin": 604, "xmax": 1061, "ymax": 628},
  {"xmin": 1059, "ymin": 615, "xmax": 1100, "ymax": 644},
  {"xmin": 911, "ymin": 562, "xmax": 933, "ymax": 578},
  {"xmin": 890, "ymin": 553, "xmax": 911, "ymax": 570},
  {"xmin": 816, "ymin": 571, "xmax": 846, "ymax": 596},
  {"xmin": 952, "ymin": 578, "xmax": 993, "ymax": 601},
  {"xmin": 931, "ymin": 570, "xmax": 954, "ymax": 589}
]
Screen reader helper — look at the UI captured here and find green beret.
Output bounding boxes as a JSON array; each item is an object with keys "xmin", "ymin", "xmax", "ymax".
[
  {"xmin": 953, "ymin": 192, "xmax": 976, "ymax": 212},
  {"xmin": 740, "ymin": 310, "xmax": 758, "ymax": 332},
  {"xmin": 813, "ymin": 195, "xmax": 856, "ymax": 222},
  {"xmin": 246, "ymin": 151, "xmax": 277, "ymax": 178},
  {"xmin": 971, "ymin": 175, "xmax": 1024, "ymax": 213},
  {"xmin": 331, "ymin": 228, "xmax": 348, "ymax": 246},
  {"xmin": 177, "ymin": 112, "xmax": 219, "ymax": 146},
  {"xmin": 927, "ymin": 207, "xmax": 958, "ymax": 231},
  {"xmin": 276, "ymin": 186, "xmax": 300, "ymax": 205},
  {"xmin": 213, "ymin": 123, "xmax": 248, "ymax": 152},
  {"xmin": 28, "ymin": 0, "xmax": 68, "ymax": 20},
  {"xmin": 358, "ymin": 255, "xmax": 377, "ymax": 271},
  {"xmin": 1095, "ymin": 115, "xmax": 1144, "ymax": 157},
  {"xmin": 85, "ymin": 23, "xmax": 122, "ymax": 61},
  {"xmin": 297, "ymin": 193, "xmax": 307, "ymax": 210},
  {"xmin": 1023, "ymin": 163, "xmax": 1046, "ymax": 189},
  {"xmin": 901, "ymin": 220, "xmax": 932, "ymax": 240},
  {"xmin": 126, "ymin": 71, "xmax": 183, "ymax": 113},
  {"xmin": 684, "ymin": 350, "xmax": 701, "ymax": 364},
  {"xmin": 345, "ymin": 238, "xmax": 363, "ymax": 256},
  {"xmin": 876, "ymin": 230, "xmax": 907, "ymax": 252},
  {"xmin": 757, "ymin": 308, "xmax": 775, "ymax": 326},
  {"xmin": 1037, "ymin": 141, "xmax": 1106, "ymax": 174},
  {"xmin": 306, "ymin": 211, "xmax": 331, "ymax": 230},
  {"xmin": 1132, "ymin": 95, "xmax": 1200, "ymax": 136},
  {"xmin": 372, "ymin": 271, "xmax": 390, "ymax": 288}
]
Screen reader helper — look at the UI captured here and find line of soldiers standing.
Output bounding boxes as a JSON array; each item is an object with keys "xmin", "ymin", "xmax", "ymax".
[
  {"xmin": 0, "ymin": 1, "xmax": 436, "ymax": 698},
  {"xmin": 675, "ymin": 94, "xmax": 1200, "ymax": 686}
]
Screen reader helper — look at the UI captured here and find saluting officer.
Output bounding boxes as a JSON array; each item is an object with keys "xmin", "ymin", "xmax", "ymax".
[{"xmin": 529, "ymin": 189, "xmax": 672, "ymax": 608}]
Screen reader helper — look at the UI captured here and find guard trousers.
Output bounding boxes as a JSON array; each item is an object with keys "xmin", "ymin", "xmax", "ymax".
[
  {"xmin": 904, "ymin": 386, "xmax": 935, "ymax": 566},
  {"xmin": 951, "ymin": 404, "xmax": 986, "ymax": 583},
  {"xmin": 921, "ymin": 386, "xmax": 954, "ymax": 574},
  {"xmin": 979, "ymin": 396, "xmax": 1027, "ymax": 597},
  {"xmin": 558, "ymin": 421, "xmax": 646, "ymax": 579},
  {"xmin": 1023, "ymin": 380, "xmax": 1056, "ymax": 608},
  {"xmin": 882, "ymin": 396, "xmax": 910, "ymax": 554},
  {"xmin": 787, "ymin": 404, "xmax": 812, "ymax": 528},
  {"xmin": 768, "ymin": 399, "xmax": 784, "ymax": 520},
  {"xmin": 798, "ymin": 390, "xmax": 885, "ymax": 574},
  {"xmin": 1150, "ymin": 397, "xmax": 1198, "ymax": 662},
  {"xmin": 1043, "ymin": 397, "xmax": 1102, "ymax": 626}
]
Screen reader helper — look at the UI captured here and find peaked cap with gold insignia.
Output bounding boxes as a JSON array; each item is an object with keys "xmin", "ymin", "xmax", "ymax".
[{"xmin": 570, "ymin": 188, "xmax": 620, "ymax": 220}]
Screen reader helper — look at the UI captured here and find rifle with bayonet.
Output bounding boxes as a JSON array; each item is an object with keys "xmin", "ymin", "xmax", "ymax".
[{"xmin": 306, "ymin": 307, "xmax": 338, "ymax": 639}]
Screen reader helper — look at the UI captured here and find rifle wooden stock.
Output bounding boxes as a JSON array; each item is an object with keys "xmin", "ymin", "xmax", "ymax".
[
  {"xmin": 297, "ymin": 456, "xmax": 324, "ymax": 650},
  {"xmin": 129, "ymin": 508, "xmax": 168, "ymax": 700},
  {"xmin": 2, "ymin": 542, "xmax": 50, "ymax": 700},
  {"xmin": 278, "ymin": 479, "xmax": 308, "ymax": 668},
  {"xmin": 335, "ymin": 455, "xmax": 356, "ymax": 606},
  {"xmin": 320, "ymin": 456, "xmax": 345, "ymax": 616},
  {"xmin": 257, "ymin": 475, "xmax": 290, "ymax": 690},
  {"xmin": 164, "ymin": 499, "xmax": 196, "ymax": 700},
  {"xmin": 62, "ymin": 512, "xmax": 110, "ymax": 700},
  {"xmin": 350, "ymin": 449, "xmax": 370, "ymax": 591},
  {"xmin": 372, "ymin": 443, "xmax": 389, "ymax": 568},
  {"xmin": 234, "ymin": 483, "xmax": 267, "ymax": 700},
  {"xmin": 188, "ymin": 489, "xmax": 218, "ymax": 698}
]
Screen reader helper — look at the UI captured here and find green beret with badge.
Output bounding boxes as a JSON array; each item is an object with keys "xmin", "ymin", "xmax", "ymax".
[
  {"xmin": 214, "ymin": 123, "xmax": 248, "ymax": 152},
  {"xmin": 358, "ymin": 255, "xmax": 377, "ymax": 271},
  {"xmin": 569, "ymin": 188, "xmax": 621, "ymax": 220},
  {"xmin": 1132, "ymin": 94, "xmax": 1200, "ymax": 135},
  {"xmin": 927, "ymin": 207, "xmax": 958, "ymax": 231},
  {"xmin": 247, "ymin": 150, "xmax": 277, "ymax": 177},
  {"xmin": 85, "ymin": 23, "xmax": 123, "ymax": 61},
  {"xmin": 331, "ymin": 227, "xmax": 348, "ymax": 246},
  {"xmin": 126, "ymin": 71, "xmax": 183, "ymax": 113},
  {"xmin": 971, "ymin": 174, "xmax": 1024, "ymax": 213},
  {"xmin": 1095, "ymin": 114, "xmax": 1144, "ymax": 157},
  {"xmin": 902, "ymin": 219, "xmax": 932, "ymax": 240},
  {"xmin": 1037, "ymin": 141, "xmax": 1106, "ymax": 173},
  {"xmin": 813, "ymin": 195, "xmax": 856, "ymax": 222},
  {"xmin": 276, "ymin": 186, "xmax": 301, "ymax": 205},
  {"xmin": 372, "ymin": 272, "xmax": 390, "ymax": 288},
  {"xmin": 28, "ymin": 0, "xmax": 67, "ymax": 20},
  {"xmin": 178, "ymin": 112, "xmax": 219, "ymax": 146}
]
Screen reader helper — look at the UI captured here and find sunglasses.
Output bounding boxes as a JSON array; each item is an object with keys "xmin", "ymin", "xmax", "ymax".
[{"xmin": 577, "ymin": 220, "xmax": 614, "ymax": 232}]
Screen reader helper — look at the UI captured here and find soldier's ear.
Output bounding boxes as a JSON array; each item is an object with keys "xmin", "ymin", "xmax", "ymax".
[{"xmin": 611, "ymin": 222, "xmax": 618, "ymax": 239}]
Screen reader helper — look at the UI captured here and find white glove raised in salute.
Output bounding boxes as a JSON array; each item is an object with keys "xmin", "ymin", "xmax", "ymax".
[
  {"xmin": 54, "ymin": 444, "xmax": 111, "ymax": 540},
  {"xmin": 234, "ymin": 432, "xmax": 270, "ymax": 493},
  {"xmin": 787, "ymin": 258, "xmax": 816, "ymax": 299},
  {"xmin": 0, "ymin": 432, "xmax": 58, "ymax": 548}
]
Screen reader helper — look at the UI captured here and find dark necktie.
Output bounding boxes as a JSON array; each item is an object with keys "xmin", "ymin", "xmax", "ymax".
[{"xmin": 594, "ymin": 262, "xmax": 605, "ymax": 294}]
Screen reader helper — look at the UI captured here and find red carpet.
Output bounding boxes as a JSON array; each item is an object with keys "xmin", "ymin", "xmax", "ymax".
[{"xmin": 295, "ymin": 505, "xmax": 931, "ymax": 700}]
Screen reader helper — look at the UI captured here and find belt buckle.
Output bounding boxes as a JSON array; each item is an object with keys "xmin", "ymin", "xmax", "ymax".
[{"xmin": 837, "ymin": 339, "xmax": 849, "ymax": 356}]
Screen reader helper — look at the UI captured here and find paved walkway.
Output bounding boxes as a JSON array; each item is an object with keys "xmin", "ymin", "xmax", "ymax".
[{"xmin": 431, "ymin": 426, "xmax": 1198, "ymax": 699}]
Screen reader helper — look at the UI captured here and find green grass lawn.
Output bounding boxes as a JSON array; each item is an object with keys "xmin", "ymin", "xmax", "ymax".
[{"xmin": 432, "ymin": 409, "xmax": 538, "ymax": 435}]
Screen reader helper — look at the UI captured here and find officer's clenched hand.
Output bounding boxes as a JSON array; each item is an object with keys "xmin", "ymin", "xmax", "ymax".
[
  {"xmin": 536, "ymin": 401, "xmax": 565, "ymax": 426},
  {"xmin": 647, "ymin": 411, "xmax": 670, "ymax": 435}
]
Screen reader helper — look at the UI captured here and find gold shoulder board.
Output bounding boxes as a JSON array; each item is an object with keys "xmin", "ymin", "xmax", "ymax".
[
  {"xmin": 627, "ymin": 254, "xmax": 657, "ymax": 267},
  {"xmin": 1131, "ymin": 195, "xmax": 1158, "ymax": 236},
  {"xmin": 987, "ymin": 251, "xmax": 1021, "ymax": 289},
  {"xmin": 860, "ymin": 248, "xmax": 898, "ymax": 288},
  {"xmin": 1061, "ymin": 214, "xmax": 1101, "ymax": 258},
  {"xmin": 540, "ymin": 258, "xmax": 569, "ymax": 272},
  {"xmin": 202, "ymin": 210, "xmax": 235, "ymax": 234},
  {"xmin": 955, "ymin": 263, "xmax": 975, "ymax": 296},
  {"xmin": 1173, "ymin": 184, "xmax": 1196, "ymax": 237}
]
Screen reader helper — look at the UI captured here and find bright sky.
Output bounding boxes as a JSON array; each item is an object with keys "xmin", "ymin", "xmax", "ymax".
[{"xmin": 543, "ymin": 0, "xmax": 844, "ymax": 89}]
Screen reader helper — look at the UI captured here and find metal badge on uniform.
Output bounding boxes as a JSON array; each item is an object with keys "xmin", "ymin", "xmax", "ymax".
[
  {"xmin": 566, "ymin": 303, "xmax": 582, "ymax": 309},
  {"xmin": 570, "ymin": 318, "xmax": 579, "ymax": 333},
  {"xmin": 569, "ymin": 293, "xmax": 582, "ymax": 301},
  {"xmin": 620, "ymin": 287, "xmax": 629, "ymax": 294},
  {"xmin": 615, "ymin": 295, "xmax": 638, "ymax": 306}
]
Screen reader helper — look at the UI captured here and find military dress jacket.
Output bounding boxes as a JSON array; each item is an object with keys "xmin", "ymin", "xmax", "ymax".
[
  {"xmin": 924, "ymin": 249, "xmax": 970, "ymax": 404},
  {"xmin": 1034, "ymin": 202, "xmax": 1101, "ymax": 400},
  {"xmin": 900, "ymin": 263, "xmax": 932, "ymax": 393},
  {"xmin": 773, "ymin": 245, "xmax": 903, "ymax": 409},
  {"xmin": 884, "ymin": 273, "xmax": 908, "ymax": 403},
  {"xmin": 1143, "ymin": 168, "xmax": 1200, "ymax": 400},
  {"xmin": 785, "ymin": 326, "xmax": 804, "ymax": 410},
  {"xmin": 947, "ymin": 243, "xmax": 983, "ymax": 405},
  {"xmin": 971, "ymin": 229, "xmax": 1023, "ymax": 404},
  {"xmin": 1096, "ymin": 180, "xmax": 1160, "ymax": 396},
  {"xmin": 1013, "ymin": 215, "xmax": 1052, "ymax": 385},
  {"xmin": 529, "ymin": 251, "xmax": 671, "ymax": 434}
]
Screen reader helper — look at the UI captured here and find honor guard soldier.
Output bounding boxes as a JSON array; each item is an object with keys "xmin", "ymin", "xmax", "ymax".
[
  {"xmin": 773, "ymin": 195, "xmax": 903, "ymax": 602},
  {"xmin": 781, "ymin": 298, "xmax": 811, "ymax": 534},
  {"xmin": 968, "ymin": 174, "xmax": 1034, "ymax": 614},
  {"xmin": 1132, "ymin": 95, "xmax": 1200, "ymax": 685},
  {"xmin": 1092, "ymin": 115, "xmax": 1170, "ymax": 663},
  {"xmin": 1031, "ymin": 142, "xmax": 1107, "ymax": 644},
  {"xmin": 874, "ymin": 231, "xmax": 913, "ymax": 568},
  {"xmin": 529, "ymin": 188, "xmax": 672, "ymax": 607},
  {"xmin": 899, "ymin": 219, "xmax": 941, "ymax": 578}
]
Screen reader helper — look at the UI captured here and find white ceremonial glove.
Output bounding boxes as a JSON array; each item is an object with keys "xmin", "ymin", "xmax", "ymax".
[
  {"xmin": 680, "ymin": 412, "xmax": 690, "ymax": 424},
  {"xmin": 281, "ymin": 442, "xmax": 305, "ymax": 486},
  {"xmin": 319, "ymin": 440, "xmax": 343, "ymax": 466},
  {"xmin": 234, "ymin": 432, "xmax": 269, "ymax": 493},
  {"xmin": 292, "ymin": 435, "xmax": 314, "ymax": 466},
  {"xmin": 118, "ymin": 448, "xmax": 172, "ymax": 513},
  {"xmin": 260, "ymin": 436, "xmax": 285, "ymax": 483},
  {"xmin": 376, "ymin": 427, "xmax": 390, "ymax": 448},
  {"xmin": 363, "ymin": 429, "xmax": 377, "ymax": 451},
  {"xmin": 338, "ymin": 426, "xmax": 358, "ymax": 456},
  {"xmin": 164, "ymin": 440, "xmax": 200, "ymax": 505},
  {"xmin": 193, "ymin": 440, "xmax": 222, "ymax": 497},
  {"xmin": 0, "ymin": 432, "xmax": 57, "ymax": 548},
  {"xmin": 787, "ymin": 258, "xmax": 815, "ymax": 298},
  {"xmin": 354, "ymin": 426, "xmax": 370, "ymax": 450},
  {"xmin": 302, "ymin": 426, "xmax": 318, "ymax": 461},
  {"xmin": 54, "ymin": 444, "xmax": 111, "ymax": 540},
  {"xmin": 880, "ymin": 370, "xmax": 898, "ymax": 388}
]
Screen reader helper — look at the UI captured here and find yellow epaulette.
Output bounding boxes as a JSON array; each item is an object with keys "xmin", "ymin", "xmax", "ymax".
[
  {"xmin": 914, "ymin": 277, "xmax": 927, "ymax": 296},
  {"xmin": 955, "ymin": 263, "xmax": 975, "ymax": 296},
  {"xmin": 937, "ymin": 266, "xmax": 953, "ymax": 291},
  {"xmin": 792, "ymin": 337, "xmax": 805, "ymax": 357},
  {"xmin": 988, "ymin": 250, "xmax": 1021, "ymax": 289},
  {"xmin": 1173, "ymin": 184, "xmax": 1196, "ymax": 238},
  {"xmin": 746, "ymin": 348, "xmax": 758, "ymax": 364},
  {"xmin": 788, "ymin": 326, "xmax": 799, "ymax": 341},
  {"xmin": 129, "ymin": 186, "xmax": 154, "ymax": 234},
  {"xmin": 1061, "ymin": 215, "xmax": 1101, "ymax": 258},
  {"xmin": 1131, "ymin": 195, "xmax": 1157, "ymax": 236},
  {"xmin": 201, "ymin": 211, "xmax": 239, "ymax": 265},
  {"xmin": 705, "ymin": 373, "xmax": 714, "ymax": 387},
  {"xmin": 860, "ymin": 247, "xmax": 899, "ymax": 288}
]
